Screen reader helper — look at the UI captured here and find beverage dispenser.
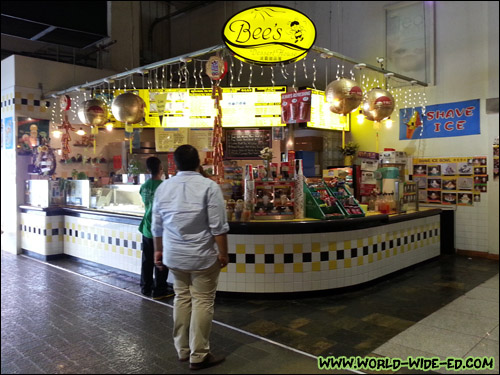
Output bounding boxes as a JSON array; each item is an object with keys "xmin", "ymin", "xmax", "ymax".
[{"xmin": 375, "ymin": 167, "xmax": 400, "ymax": 194}]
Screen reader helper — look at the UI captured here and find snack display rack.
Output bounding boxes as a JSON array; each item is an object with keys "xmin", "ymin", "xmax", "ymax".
[
  {"xmin": 323, "ymin": 178, "xmax": 365, "ymax": 218},
  {"xmin": 304, "ymin": 180, "xmax": 345, "ymax": 220}
]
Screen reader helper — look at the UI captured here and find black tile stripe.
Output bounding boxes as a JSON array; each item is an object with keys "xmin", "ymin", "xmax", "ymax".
[
  {"xmin": 5, "ymin": 97, "xmax": 48, "ymax": 107},
  {"xmin": 226, "ymin": 225, "xmax": 440, "ymax": 264},
  {"xmin": 20, "ymin": 224, "xmax": 64, "ymax": 237}
]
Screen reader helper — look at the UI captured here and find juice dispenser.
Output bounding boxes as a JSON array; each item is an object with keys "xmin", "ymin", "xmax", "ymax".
[{"xmin": 375, "ymin": 167, "xmax": 400, "ymax": 194}]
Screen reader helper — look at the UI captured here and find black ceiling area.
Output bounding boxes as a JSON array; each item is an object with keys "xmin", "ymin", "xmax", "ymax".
[
  {"xmin": 1, "ymin": 1, "xmax": 108, "ymax": 48},
  {"xmin": 1, "ymin": 1, "xmax": 108, "ymax": 66}
]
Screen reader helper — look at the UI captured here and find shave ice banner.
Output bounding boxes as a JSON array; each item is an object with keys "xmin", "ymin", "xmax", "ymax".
[{"xmin": 399, "ymin": 99, "xmax": 480, "ymax": 140}]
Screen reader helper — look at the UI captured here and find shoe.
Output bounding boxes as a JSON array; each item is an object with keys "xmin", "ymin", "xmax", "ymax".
[
  {"xmin": 178, "ymin": 357, "xmax": 189, "ymax": 362},
  {"xmin": 189, "ymin": 353, "xmax": 225, "ymax": 370},
  {"xmin": 152, "ymin": 289, "xmax": 175, "ymax": 300},
  {"xmin": 141, "ymin": 290, "xmax": 151, "ymax": 297}
]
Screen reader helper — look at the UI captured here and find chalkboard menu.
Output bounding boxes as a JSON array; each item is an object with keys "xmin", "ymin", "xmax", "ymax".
[{"xmin": 225, "ymin": 129, "xmax": 271, "ymax": 159}]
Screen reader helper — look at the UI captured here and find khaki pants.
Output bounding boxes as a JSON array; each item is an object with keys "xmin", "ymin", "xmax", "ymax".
[{"xmin": 170, "ymin": 260, "xmax": 220, "ymax": 363}]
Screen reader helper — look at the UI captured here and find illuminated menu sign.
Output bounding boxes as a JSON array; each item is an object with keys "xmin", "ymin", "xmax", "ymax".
[
  {"xmin": 112, "ymin": 87, "xmax": 286, "ymax": 128},
  {"xmin": 221, "ymin": 86, "xmax": 285, "ymax": 127},
  {"xmin": 188, "ymin": 89, "xmax": 216, "ymax": 128},
  {"xmin": 308, "ymin": 89, "xmax": 350, "ymax": 131}
]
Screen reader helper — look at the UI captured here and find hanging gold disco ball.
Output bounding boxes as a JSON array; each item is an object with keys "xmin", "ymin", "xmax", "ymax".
[
  {"xmin": 111, "ymin": 92, "xmax": 145, "ymax": 124},
  {"xmin": 362, "ymin": 88, "xmax": 395, "ymax": 122},
  {"xmin": 77, "ymin": 99, "xmax": 109, "ymax": 126},
  {"xmin": 325, "ymin": 78, "xmax": 363, "ymax": 115}
]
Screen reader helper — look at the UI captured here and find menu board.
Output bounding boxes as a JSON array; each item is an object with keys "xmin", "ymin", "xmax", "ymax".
[
  {"xmin": 189, "ymin": 89, "xmax": 216, "ymax": 128},
  {"xmin": 308, "ymin": 89, "xmax": 350, "ymax": 131},
  {"xmin": 154, "ymin": 128, "xmax": 189, "ymax": 151},
  {"xmin": 413, "ymin": 156, "xmax": 488, "ymax": 206},
  {"xmin": 189, "ymin": 128, "xmax": 214, "ymax": 152},
  {"xmin": 221, "ymin": 87, "xmax": 285, "ymax": 127},
  {"xmin": 225, "ymin": 129, "xmax": 272, "ymax": 159},
  {"xmin": 111, "ymin": 87, "xmax": 286, "ymax": 128}
]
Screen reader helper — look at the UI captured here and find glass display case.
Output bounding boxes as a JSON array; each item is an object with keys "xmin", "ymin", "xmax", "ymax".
[
  {"xmin": 92, "ymin": 184, "xmax": 144, "ymax": 215},
  {"xmin": 395, "ymin": 181, "xmax": 418, "ymax": 213},
  {"xmin": 66, "ymin": 180, "xmax": 91, "ymax": 208},
  {"xmin": 25, "ymin": 180, "xmax": 65, "ymax": 208}
]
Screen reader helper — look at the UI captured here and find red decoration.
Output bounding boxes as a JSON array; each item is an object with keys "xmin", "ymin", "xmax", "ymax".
[
  {"xmin": 211, "ymin": 84, "xmax": 224, "ymax": 183},
  {"xmin": 59, "ymin": 95, "xmax": 71, "ymax": 111},
  {"xmin": 58, "ymin": 113, "xmax": 75, "ymax": 160}
]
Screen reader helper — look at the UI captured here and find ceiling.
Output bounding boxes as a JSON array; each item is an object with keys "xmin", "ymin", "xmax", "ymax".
[
  {"xmin": 1, "ymin": 1, "xmax": 108, "ymax": 65},
  {"xmin": 1, "ymin": 1, "xmax": 213, "ymax": 68}
]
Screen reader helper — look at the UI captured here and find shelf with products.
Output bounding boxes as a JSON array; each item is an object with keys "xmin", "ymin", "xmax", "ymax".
[
  {"xmin": 253, "ymin": 180, "xmax": 295, "ymax": 220},
  {"xmin": 219, "ymin": 163, "xmax": 244, "ymax": 202},
  {"xmin": 304, "ymin": 179, "xmax": 345, "ymax": 220},
  {"xmin": 323, "ymin": 177, "xmax": 365, "ymax": 218}
]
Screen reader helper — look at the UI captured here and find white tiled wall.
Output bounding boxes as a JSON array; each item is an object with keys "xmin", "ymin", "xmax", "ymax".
[
  {"xmin": 63, "ymin": 216, "xmax": 143, "ymax": 274},
  {"xmin": 20, "ymin": 213, "xmax": 64, "ymax": 256},
  {"xmin": 455, "ymin": 197, "xmax": 490, "ymax": 252}
]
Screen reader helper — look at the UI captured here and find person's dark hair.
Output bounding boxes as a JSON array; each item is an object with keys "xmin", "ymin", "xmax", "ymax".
[
  {"xmin": 174, "ymin": 145, "xmax": 200, "ymax": 171},
  {"xmin": 146, "ymin": 157, "xmax": 162, "ymax": 175}
]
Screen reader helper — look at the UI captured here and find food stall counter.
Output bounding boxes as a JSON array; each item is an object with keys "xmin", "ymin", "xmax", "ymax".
[{"xmin": 20, "ymin": 202, "xmax": 442, "ymax": 293}]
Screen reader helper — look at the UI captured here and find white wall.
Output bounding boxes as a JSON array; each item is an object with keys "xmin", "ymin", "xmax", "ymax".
[
  {"xmin": 1, "ymin": 55, "xmax": 118, "ymax": 254},
  {"xmin": 346, "ymin": 1, "xmax": 498, "ymax": 255},
  {"xmin": 1, "ymin": 57, "xmax": 17, "ymax": 253}
]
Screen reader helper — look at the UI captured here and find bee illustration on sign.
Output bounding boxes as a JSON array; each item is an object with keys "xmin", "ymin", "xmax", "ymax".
[{"xmin": 288, "ymin": 20, "xmax": 305, "ymax": 42}]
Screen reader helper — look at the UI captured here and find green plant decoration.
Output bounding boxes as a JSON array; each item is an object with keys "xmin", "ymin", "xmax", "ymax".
[{"xmin": 338, "ymin": 142, "xmax": 359, "ymax": 156}]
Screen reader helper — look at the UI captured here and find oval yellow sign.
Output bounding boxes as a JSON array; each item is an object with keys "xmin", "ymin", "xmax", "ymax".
[{"xmin": 222, "ymin": 5, "xmax": 317, "ymax": 65}]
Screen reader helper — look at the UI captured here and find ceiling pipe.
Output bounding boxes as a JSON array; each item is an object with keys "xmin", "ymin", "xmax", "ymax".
[
  {"xmin": 311, "ymin": 45, "xmax": 428, "ymax": 87},
  {"xmin": 46, "ymin": 43, "xmax": 428, "ymax": 99},
  {"xmin": 45, "ymin": 44, "xmax": 226, "ymax": 99}
]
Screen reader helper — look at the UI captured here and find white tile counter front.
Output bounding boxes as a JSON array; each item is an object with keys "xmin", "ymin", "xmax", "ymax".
[{"xmin": 19, "ymin": 206, "xmax": 441, "ymax": 293}]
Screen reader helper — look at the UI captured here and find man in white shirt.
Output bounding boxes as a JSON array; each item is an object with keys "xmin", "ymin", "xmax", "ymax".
[{"xmin": 152, "ymin": 145, "xmax": 229, "ymax": 370}]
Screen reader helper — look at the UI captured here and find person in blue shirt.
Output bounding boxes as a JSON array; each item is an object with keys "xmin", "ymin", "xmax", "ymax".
[
  {"xmin": 138, "ymin": 157, "xmax": 172, "ymax": 300},
  {"xmin": 152, "ymin": 145, "xmax": 229, "ymax": 370}
]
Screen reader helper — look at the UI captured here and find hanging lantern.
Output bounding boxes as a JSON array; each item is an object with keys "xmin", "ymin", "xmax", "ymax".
[
  {"xmin": 325, "ymin": 78, "xmax": 363, "ymax": 115},
  {"xmin": 205, "ymin": 56, "xmax": 227, "ymax": 81},
  {"xmin": 362, "ymin": 88, "xmax": 395, "ymax": 122},
  {"xmin": 111, "ymin": 92, "xmax": 145, "ymax": 124},
  {"xmin": 77, "ymin": 99, "xmax": 108, "ymax": 126}
]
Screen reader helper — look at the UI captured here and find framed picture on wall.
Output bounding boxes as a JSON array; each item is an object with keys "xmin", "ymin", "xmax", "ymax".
[{"xmin": 385, "ymin": 1, "xmax": 435, "ymax": 85}]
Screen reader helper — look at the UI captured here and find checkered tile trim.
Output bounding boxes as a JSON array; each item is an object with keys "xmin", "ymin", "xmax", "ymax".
[
  {"xmin": 62, "ymin": 220, "xmax": 144, "ymax": 260},
  {"xmin": 62, "ymin": 227, "xmax": 142, "ymax": 251},
  {"xmin": 1, "ymin": 92, "xmax": 50, "ymax": 114},
  {"xmin": 20, "ymin": 223, "xmax": 63, "ymax": 243},
  {"xmin": 225, "ymin": 224, "xmax": 440, "ymax": 273}
]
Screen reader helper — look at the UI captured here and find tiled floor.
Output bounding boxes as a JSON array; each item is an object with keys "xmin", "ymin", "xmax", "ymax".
[
  {"xmin": 373, "ymin": 274, "xmax": 499, "ymax": 374},
  {"xmin": 0, "ymin": 251, "xmax": 338, "ymax": 374},
  {"xmin": 1, "ymin": 250, "xmax": 498, "ymax": 374}
]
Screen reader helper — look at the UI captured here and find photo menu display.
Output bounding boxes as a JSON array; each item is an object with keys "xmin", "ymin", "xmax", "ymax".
[{"xmin": 413, "ymin": 157, "xmax": 488, "ymax": 206}]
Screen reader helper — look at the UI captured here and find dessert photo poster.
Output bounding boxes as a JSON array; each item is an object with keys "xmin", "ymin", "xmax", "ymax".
[{"xmin": 412, "ymin": 157, "xmax": 488, "ymax": 205}]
